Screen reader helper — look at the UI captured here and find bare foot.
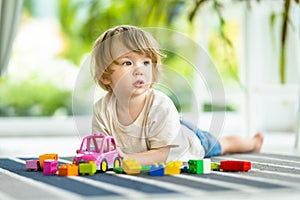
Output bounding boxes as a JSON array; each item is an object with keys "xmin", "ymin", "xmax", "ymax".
[{"xmin": 253, "ymin": 132, "xmax": 264, "ymax": 152}]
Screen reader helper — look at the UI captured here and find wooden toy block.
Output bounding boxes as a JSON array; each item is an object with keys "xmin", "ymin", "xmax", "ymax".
[
  {"xmin": 165, "ymin": 161, "xmax": 182, "ymax": 175},
  {"xmin": 39, "ymin": 153, "xmax": 58, "ymax": 169},
  {"xmin": 58, "ymin": 164, "xmax": 78, "ymax": 176},
  {"xmin": 188, "ymin": 159, "xmax": 211, "ymax": 174},
  {"xmin": 149, "ymin": 163, "xmax": 165, "ymax": 176},
  {"xmin": 26, "ymin": 160, "xmax": 40, "ymax": 171},
  {"xmin": 43, "ymin": 159, "xmax": 58, "ymax": 175},
  {"xmin": 79, "ymin": 161, "xmax": 97, "ymax": 175},
  {"xmin": 220, "ymin": 160, "xmax": 251, "ymax": 172},
  {"xmin": 122, "ymin": 159, "xmax": 141, "ymax": 175}
]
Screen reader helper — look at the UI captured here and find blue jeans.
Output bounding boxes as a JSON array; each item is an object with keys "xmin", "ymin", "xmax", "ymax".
[{"xmin": 180, "ymin": 119, "xmax": 222, "ymax": 158}]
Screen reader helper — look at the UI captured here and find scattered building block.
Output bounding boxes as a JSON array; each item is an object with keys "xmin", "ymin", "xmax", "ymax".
[
  {"xmin": 26, "ymin": 160, "xmax": 40, "ymax": 171},
  {"xmin": 165, "ymin": 161, "xmax": 182, "ymax": 175},
  {"xmin": 79, "ymin": 161, "xmax": 97, "ymax": 175},
  {"xmin": 43, "ymin": 159, "xmax": 58, "ymax": 175},
  {"xmin": 113, "ymin": 167, "xmax": 124, "ymax": 174},
  {"xmin": 181, "ymin": 165, "xmax": 188, "ymax": 173},
  {"xmin": 149, "ymin": 163, "xmax": 165, "ymax": 176},
  {"xmin": 58, "ymin": 164, "xmax": 78, "ymax": 176},
  {"xmin": 211, "ymin": 162, "xmax": 220, "ymax": 171},
  {"xmin": 188, "ymin": 159, "xmax": 211, "ymax": 174},
  {"xmin": 220, "ymin": 160, "xmax": 251, "ymax": 172},
  {"xmin": 122, "ymin": 159, "xmax": 141, "ymax": 175},
  {"xmin": 39, "ymin": 153, "xmax": 58, "ymax": 169},
  {"xmin": 141, "ymin": 165, "xmax": 151, "ymax": 172}
]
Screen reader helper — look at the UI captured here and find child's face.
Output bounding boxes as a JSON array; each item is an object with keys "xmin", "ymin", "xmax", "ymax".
[{"xmin": 103, "ymin": 51, "xmax": 153, "ymax": 98}]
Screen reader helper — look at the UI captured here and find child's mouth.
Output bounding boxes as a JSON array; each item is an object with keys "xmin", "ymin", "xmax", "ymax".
[{"xmin": 133, "ymin": 80, "xmax": 145, "ymax": 88}]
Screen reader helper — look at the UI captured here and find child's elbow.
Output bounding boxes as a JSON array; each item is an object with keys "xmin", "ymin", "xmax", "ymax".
[{"xmin": 158, "ymin": 146, "xmax": 171, "ymax": 163}]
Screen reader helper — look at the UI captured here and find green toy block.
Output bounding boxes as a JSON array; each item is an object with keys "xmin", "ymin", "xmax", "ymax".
[
  {"xmin": 188, "ymin": 159, "xmax": 211, "ymax": 174},
  {"xmin": 113, "ymin": 167, "xmax": 124, "ymax": 174},
  {"xmin": 141, "ymin": 165, "xmax": 151, "ymax": 172},
  {"xmin": 79, "ymin": 161, "xmax": 96, "ymax": 175}
]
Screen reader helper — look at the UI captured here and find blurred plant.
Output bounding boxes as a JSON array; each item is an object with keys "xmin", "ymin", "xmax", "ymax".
[
  {"xmin": 188, "ymin": 0, "xmax": 300, "ymax": 84},
  {"xmin": 14, "ymin": 0, "xmax": 246, "ymax": 115},
  {"xmin": 57, "ymin": 0, "xmax": 184, "ymax": 65},
  {"xmin": 0, "ymin": 76, "xmax": 72, "ymax": 116}
]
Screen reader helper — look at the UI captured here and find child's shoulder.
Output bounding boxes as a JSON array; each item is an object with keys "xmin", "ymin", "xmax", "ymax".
[
  {"xmin": 152, "ymin": 89, "xmax": 175, "ymax": 108},
  {"xmin": 152, "ymin": 89, "xmax": 172, "ymax": 101},
  {"xmin": 94, "ymin": 92, "xmax": 113, "ymax": 108}
]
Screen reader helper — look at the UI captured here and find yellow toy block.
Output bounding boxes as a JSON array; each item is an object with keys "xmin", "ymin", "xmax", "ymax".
[
  {"xmin": 122, "ymin": 159, "xmax": 141, "ymax": 175},
  {"xmin": 39, "ymin": 153, "xmax": 58, "ymax": 169},
  {"xmin": 165, "ymin": 161, "xmax": 182, "ymax": 175}
]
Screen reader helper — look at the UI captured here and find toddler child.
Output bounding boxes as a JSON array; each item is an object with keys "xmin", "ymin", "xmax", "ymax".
[{"xmin": 91, "ymin": 25, "xmax": 264, "ymax": 165}]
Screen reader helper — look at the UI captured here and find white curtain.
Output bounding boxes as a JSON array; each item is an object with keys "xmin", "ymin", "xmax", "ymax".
[{"xmin": 0, "ymin": 0, "xmax": 23, "ymax": 76}]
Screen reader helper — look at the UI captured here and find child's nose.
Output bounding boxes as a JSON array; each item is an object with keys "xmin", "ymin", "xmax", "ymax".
[
  {"xmin": 133, "ymin": 68, "xmax": 143, "ymax": 76},
  {"xmin": 133, "ymin": 63, "xmax": 144, "ymax": 75}
]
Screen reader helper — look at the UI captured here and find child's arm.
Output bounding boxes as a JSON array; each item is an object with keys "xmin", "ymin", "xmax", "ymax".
[{"xmin": 118, "ymin": 146, "xmax": 171, "ymax": 166}]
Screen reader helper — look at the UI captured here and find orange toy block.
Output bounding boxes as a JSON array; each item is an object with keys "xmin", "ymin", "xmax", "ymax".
[
  {"xmin": 39, "ymin": 153, "xmax": 58, "ymax": 169},
  {"xmin": 58, "ymin": 164, "xmax": 78, "ymax": 176}
]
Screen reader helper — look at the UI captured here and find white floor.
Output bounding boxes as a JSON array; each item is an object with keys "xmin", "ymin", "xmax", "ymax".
[
  {"xmin": 0, "ymin": 114, "xmax": 299, "ymax": 157},
  {"xmin": 0, "ymin": 132, "xmax": 299, "ymax": 158}
]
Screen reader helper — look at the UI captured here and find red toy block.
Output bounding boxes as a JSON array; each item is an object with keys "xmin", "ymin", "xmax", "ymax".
[
  {"xmin": 43, "ymin": 159, "xmax": 58, "ymax": 175},
  {"xmin": 26, "ymin": 160, "xmax": 40, "ymax": 171},
  {"xmin": 220, "ymin": 160, "xmax": 251, "ymax": 172},
  {"xmin": 58, "ymin": 164, "xmax": 78, "ymax": 176}
]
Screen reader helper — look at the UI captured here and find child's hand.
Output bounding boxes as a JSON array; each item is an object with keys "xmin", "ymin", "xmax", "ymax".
[{"xmin": 117, "ymin": 147, "xmax": 127, "ymax": 160}]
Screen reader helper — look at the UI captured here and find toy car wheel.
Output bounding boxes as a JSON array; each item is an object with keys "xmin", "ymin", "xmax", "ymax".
[
  {"xmin": 100, "ymin": 159, "xmax": 108, "ymax": 172},
  {"xmin": 114, "ymin": 157, "xmax": 121, "ymax": 168}
]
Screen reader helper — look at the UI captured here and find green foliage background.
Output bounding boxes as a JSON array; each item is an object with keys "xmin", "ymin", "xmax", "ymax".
[{"xmin": 0, "ymin": 0, "xmax": 240, "ymax": 116}]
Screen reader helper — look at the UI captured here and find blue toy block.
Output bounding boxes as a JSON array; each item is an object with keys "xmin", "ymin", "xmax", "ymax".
[{"xmin": 149, "ymin": 163, "xmax": 165, "ymax": 176}]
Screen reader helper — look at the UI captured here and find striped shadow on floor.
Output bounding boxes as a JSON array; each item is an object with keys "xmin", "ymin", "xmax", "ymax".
[{"xmin": 1, "ymin": 153, "xmax": 300, "ymax": 199}]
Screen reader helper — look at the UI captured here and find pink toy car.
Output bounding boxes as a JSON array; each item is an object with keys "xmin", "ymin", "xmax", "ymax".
[{"xmin": 73, "ymin": 133, "xmax": 121, "ymax": 172}]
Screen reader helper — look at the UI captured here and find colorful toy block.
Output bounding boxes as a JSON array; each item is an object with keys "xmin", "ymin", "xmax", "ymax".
[
  {"xmin": 165, "ymin": 161, "xmax": 182, "ymax": 175},
  {"xmin": 211, "ymin": 162, "xmax": 220, "ymax": 171},
  {"xmin": 39, "ymin": 153, "xmax": 58, "ymax": 169},
  {"xmin": 26, "ymin": 160, "xmax": 40, "ymax": 171},
  {"xmin": 79, "ymin": 161, "xmax": 97, "ymax": 175},
  {"xmin": 43, "ymin": 159, "xmax": 58, "ymax": 175},
  {"xmin": 58, "ymin": 164, "xmax": 78, "ymax": 176},
  {"xmin": 149, "ymin": 163, "xmax": 165, "ymax": 176},
  {"xmin": 181, "ymin": 165, "xmax": 188, "ymax": 173},
  {"xmin": 122, "ymin": 159, "xmax": 141, "ymax": 175},
  {"xmin": 188, "ymin": 159, "xmax": 211, "ymax": 174},
  {"xmin": 141, "ymin": 165, "xmax": 151, "ymax": 172},
  {"xmin": 113, "ymin": 167, "xmax": 124, "ymax": 174},
  {"xmin": 220, "ymin": 160, "xmax": 251, "ymax": 172}
]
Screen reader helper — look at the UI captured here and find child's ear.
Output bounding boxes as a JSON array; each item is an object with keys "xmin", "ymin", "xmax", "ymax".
[{"xmin": 100, "ymin": 75, "xmax": 111, "ymax": 85}]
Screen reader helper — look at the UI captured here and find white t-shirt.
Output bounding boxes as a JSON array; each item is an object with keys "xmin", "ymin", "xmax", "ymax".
[{"xmin": 92, "ymin": 89, "xmax": 204, "ymax": 162}]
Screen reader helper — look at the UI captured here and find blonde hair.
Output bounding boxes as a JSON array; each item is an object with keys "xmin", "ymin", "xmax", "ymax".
[{"xmin": 91, "ymin": 25, "xmax": 165, "ymax": 92}]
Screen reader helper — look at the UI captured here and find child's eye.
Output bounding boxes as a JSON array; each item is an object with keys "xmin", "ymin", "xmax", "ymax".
[
  {"xmin": 122, "ymin": 61, "xmax": 132, "ymax": 66},
  {"xmin": 144, "ymin": 61, "xmax": 151, "ymax": 66}
]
